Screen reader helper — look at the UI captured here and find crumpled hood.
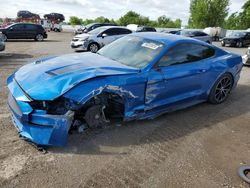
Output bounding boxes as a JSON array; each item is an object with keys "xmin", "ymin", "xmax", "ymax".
[{"xmin": 14, "ymin": 52, "xmax": 139, "ymax": 100}]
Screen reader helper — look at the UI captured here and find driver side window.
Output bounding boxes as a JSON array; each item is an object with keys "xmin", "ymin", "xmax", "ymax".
[
  {"xmin": 12, "ymin": 24, "xmax": 24, "ymax": 31},
  {"xmin": 103, "ymin": 28, "xmax": 116, "ymax": 36},
  {"xmin": 158, "ymin": 43, "xmax": 215, "ymax": 67},
  {"xmin": 158, "ymin": 44, "xmax": 190, "ymax": 66}
]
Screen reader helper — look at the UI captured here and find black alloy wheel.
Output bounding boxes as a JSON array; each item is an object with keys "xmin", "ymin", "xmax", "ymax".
[{"xmin": 208, "ymin": 73, "xmax": 233, "ymax": 104}]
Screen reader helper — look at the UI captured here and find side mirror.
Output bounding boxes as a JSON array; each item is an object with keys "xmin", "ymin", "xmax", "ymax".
[
  {"xmin": 102, "ymin": 33, "xmax": 108, "ymax": 38},
  {"xmin": 9, "ymin": 27, "xmax": 13, "ymax": 31}
]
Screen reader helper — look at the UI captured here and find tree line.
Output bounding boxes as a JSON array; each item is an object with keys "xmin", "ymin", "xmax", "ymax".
[
  {"xmin": 69, "ymin": 0, "xmax": 250, "ymax": 30},
  {"xmin": 69, "ymin": 11, "xmax": 182, "ymax": 28}
]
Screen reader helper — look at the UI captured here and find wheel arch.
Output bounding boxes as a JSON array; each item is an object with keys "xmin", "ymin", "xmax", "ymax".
[
  {"xmin": 77, "ymin": 91, "xmax": 126, "ymax": 120},
  {"xmin": 207, "ymin": 71, "xmax": 234, "ymax": 96}
]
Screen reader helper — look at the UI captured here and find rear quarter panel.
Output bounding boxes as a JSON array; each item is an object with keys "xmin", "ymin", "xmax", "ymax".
[{"xmin": 207, "ymin": 49, "xmax": 243, "ymax": 93}]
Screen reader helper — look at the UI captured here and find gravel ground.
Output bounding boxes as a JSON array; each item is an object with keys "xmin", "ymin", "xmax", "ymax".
[{"xmin": 0, "ymin": 32, "xmax": 250, "ymax": 188}]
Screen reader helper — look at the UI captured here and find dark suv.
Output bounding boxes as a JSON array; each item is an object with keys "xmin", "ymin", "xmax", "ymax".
[
  {"xmin": 221, "ymin": 32, "xmax": 250, "ymax": 48},
  {"xmin": 0, "ymin": 23, "xmax": 47, "ymax": 41}
]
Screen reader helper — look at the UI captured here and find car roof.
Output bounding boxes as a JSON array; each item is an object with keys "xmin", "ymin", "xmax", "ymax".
[
  {"xmin": 131, "ymin": 32, "xmax": 203, "ymax": 45},
  {"xmin": 97, "ymin": 26, "xmax": 130, "ymax": 30},
  {"xmin": 13, "ymin": 23, "xmax": 41, "ymax": 26}
]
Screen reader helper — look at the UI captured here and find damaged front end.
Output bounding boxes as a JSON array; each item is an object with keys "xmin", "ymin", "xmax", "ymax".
[{"xmin": 7, "ymin": 74, "xmax": 75, "ymax": 146}]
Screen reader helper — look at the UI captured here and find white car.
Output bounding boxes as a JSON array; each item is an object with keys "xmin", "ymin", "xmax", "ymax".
[{"xmin": 71, "ymin": 26, "xmax": 132, "ymax": 53}]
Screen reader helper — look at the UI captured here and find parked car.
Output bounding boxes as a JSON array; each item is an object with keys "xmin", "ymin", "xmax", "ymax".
[
  {"xmin": 0, "ymin": 32, "xmax": 5, "ymax": 51},
  {"xmin": 76, "ymin": 23, "xmax": 117, "ymax": 34},
  {"xmin": 163, "ymin": 30, "xmax": 181, "ymax": 34},
  {"xmin": 7, "ymin": 33, "xmax": 243, "ymax": 146},
  {"xmin": 221, "ymin": 32, "xmax": 250, "ymax": 47},
  {"xmin": 177, "ymin": 30, "xmax": 212, "ymax": 44},
  {"xmin": 0, "ymin": 23, "xmax": 47, "ymax": 41},
  {"xmin": 136, "ymin": 26, "xmax": 156, "ymax": 32},
  {"xmin": 126, "ymin": 24, "xmax": 156, "ymax": 32},
  {"xmin": 74, "ymin": 25, "xmax": 86, "ymax": 35},
  {"xmin": 71, "ymin": 26, "xmax": 132, "ymax": 53},
  {"xmin": 242, "ymin": 47, "xmax": 250, "ymax": 65}
]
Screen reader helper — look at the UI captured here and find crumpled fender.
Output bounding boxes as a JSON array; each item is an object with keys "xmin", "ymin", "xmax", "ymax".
[{"xmin": 63, "ymin": 75, "xmax": 147, "ymax": 120}]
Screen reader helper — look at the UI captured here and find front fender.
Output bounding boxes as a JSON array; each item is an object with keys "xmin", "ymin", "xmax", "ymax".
[{"xmin": 63, "ymin": 75, "xmax": 146, "ymax": 120}]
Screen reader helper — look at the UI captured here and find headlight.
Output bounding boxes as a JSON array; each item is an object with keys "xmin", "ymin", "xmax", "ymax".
[{"xmin": 30, "ymin": 98, "xmax": 78, "ymax": 115}]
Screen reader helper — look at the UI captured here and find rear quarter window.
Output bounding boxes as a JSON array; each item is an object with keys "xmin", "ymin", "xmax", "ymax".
[{"xmin": 25, "ymin": 24, "xmax": 38, "ymax": 30}]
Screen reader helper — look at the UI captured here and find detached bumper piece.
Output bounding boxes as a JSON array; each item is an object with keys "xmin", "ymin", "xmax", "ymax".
[{"xmin": 7, "ymin": 75, "xmax": 74, "ymax": 146}]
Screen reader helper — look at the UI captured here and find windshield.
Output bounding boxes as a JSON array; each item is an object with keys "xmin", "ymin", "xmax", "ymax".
[
  {"xmin": 88, "ymin": 27, "xmax": 107, "ymax": 35},
  {"xmin": 4, "ymin": 23, "xmax": 16, "ymax": 29},
  {"xmin": 98, "ymin": 35, "xmax": 164, "ymax": 68},
  {"xmin": 85, "ymin": 23, "xmax": 95, "ymax": 29},
  {"xmin": 228, "ymin": 32, "xmax": 246, "ymax": 37}
]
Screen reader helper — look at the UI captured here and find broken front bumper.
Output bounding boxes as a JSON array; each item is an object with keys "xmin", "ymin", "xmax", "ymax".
[{"xmin": 7, "ymin": 74, "xmax": 74, "ymax": 146}]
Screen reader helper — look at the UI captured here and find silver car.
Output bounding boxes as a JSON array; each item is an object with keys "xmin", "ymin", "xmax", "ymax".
[
  {"xmin": 71, "ymin": 26, "xmax": 132, "ymax": 53},
  {"xmin": 243, "ymin": 47, "xmax": 250, "ymax": 66},
  {"xmin": 0, "ymin": 32, "xmax": 5, "ymax": 52},
  {"xmin": 177, "ymin": 30, "xmax": 213, "ymax": 44}
]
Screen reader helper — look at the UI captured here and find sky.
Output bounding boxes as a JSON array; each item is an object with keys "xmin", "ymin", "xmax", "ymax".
[{"xmin": 0, "ymin": 0, "xmax": 247, "ymax": 25}]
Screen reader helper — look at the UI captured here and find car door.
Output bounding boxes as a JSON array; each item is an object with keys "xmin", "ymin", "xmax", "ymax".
[
  {"xmin": 6, "ymin": 24, "xmax": 25, "ymax": 39},
  {"xmin": 24, "ymin": 24, "xmax": 37, "ymax": 39},
  {"xmin": 99, "ymin": 28, "xmax": 119, "ymax": 45},
  {"xmin": 145, "ymin": 43, "xmax": 216, "ymax": 111}
]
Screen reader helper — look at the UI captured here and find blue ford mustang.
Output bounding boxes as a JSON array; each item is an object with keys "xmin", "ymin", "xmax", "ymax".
[{"xmin": 7, "ymin": 33, "xmax": 243, "ymax": 146}]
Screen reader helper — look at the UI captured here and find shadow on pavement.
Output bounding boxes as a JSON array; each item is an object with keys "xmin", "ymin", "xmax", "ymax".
[{"xmin": 50, "ymin": 84, "xmax": 250, "ymax": 155}]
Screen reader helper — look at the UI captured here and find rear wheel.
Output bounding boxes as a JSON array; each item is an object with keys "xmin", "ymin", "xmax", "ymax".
[
  {"xmin": 35, "ymin": 34, "xmax": 44, "ymax": 41},
  {"xmin": 208, "ymin": 73, "xmax": 233, "ymax": 104}
]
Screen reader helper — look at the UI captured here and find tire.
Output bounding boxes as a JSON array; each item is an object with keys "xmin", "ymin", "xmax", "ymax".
[
  {"xmin": 35, "ymin": 34, "xmax": 44, "ymax": 41},
  {"xmin": 238, "ymin": 166, "xmax": 250, "ymax": 184},
  {"xmin": 236, "ymin": 41, "xmax": 243, "ymax": 48},
  {"xmin": 88, "ymin": 43, "xmax": 99, "ymax": 53},
  {"xmin": 85, "ymin": 105, "xmax": 107, "ymax": 128},
  {"xmin": 221, "ymin": 41, "xmax": 225, "ymax": 47},
  {"xmin": 1, "ymin": 34, "xmax": 7, "ymax": 42},
  {"xmin": 208, "ymin": 73, "xmax": 233, "ymax": 104}
]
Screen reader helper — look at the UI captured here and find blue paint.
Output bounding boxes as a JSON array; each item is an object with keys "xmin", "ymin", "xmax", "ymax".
[{"xmin": 7, "ymin": 33, "xmax": 243, "ymax": 146}]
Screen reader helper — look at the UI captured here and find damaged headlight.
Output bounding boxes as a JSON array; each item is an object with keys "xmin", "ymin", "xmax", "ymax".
[{"xmin": 30, "ymin": 97, "xmax": 78, "ymax": 115}]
